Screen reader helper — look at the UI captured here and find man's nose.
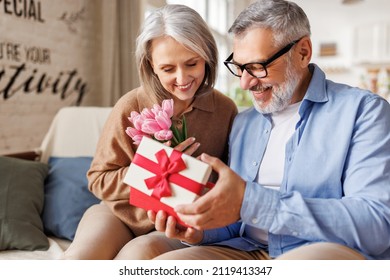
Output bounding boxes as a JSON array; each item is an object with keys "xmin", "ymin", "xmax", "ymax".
[{"xmin": 240, "ymin": 70, "xmax": 258, "ymax": 90}]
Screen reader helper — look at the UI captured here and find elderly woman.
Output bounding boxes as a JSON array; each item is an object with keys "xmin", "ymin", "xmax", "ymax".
[{"xmin": 61, "ymin": 4, "xmax": 237, "ymax": 259}]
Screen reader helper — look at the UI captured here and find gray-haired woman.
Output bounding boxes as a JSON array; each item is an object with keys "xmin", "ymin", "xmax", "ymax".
[{"xmin": 62, "ymin": 4, "xmax": 237, "ymax": 259}]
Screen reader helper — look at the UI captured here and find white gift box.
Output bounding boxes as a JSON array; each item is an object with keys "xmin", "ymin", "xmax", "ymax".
[{"xmin": 123, "ymin": 137, "xmax": 212, "ymax": 225}]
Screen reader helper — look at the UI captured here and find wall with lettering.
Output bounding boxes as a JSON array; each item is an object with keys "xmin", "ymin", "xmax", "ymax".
[{"xmin": 0, "ymin": 0, "xmax": 103, "ymax": 154}]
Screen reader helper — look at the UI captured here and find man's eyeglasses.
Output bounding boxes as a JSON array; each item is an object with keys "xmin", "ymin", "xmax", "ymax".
[{"xmin": 224, "ymin": 38, "xmax": 301, "ymax": 79}]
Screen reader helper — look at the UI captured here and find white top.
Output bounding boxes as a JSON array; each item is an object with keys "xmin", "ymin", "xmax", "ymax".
[{"xmin": 246, "ymin": 102, "xmax": 301, "ymax": 244}]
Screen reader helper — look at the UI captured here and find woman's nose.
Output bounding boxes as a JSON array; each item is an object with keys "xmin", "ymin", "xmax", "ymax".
[{"xmin": 175, "ymin": 68, "xmax": 188, "ymax": 84}]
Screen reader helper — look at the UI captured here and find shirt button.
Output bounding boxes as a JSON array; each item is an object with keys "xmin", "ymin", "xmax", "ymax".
[
  {"xmin": 252, "ymin": 218, "xmax": 258, "ymax": 224},
  {"xmin": 252, "ymin": 161, "xmax": 258, "ymax": 166},
  {"xmin": 264, "ymin": 129, "xmax": 269, "ymax": 134}
]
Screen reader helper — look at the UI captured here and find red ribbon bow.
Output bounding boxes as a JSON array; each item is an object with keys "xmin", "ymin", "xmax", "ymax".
[
  {"xmin": 144, "ymin": 149, "xmax": 186, "ymax": 199},
  {"xmin": 132, "ymin": 147, "xmax": 206, "ymax": 201}
]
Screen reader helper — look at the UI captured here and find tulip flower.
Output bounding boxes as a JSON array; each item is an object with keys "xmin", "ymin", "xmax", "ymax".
[{"xmin": 126, "ymin": 99, "xmax": 186, "ymax": 147}]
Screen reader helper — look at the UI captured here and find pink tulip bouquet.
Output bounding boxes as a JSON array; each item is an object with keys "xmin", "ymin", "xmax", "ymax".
[{"xmin": 125, "ymin": 99, "xmax": 187, "ymax": 147}]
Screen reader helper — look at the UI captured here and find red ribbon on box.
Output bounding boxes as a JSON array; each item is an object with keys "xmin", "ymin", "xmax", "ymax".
[{"xmin": 132, "ymin": 148, "xmax": 205, "ymax": 200}]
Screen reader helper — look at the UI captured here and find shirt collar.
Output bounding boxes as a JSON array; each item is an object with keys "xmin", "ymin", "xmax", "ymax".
[
  {"xmin": 303, "ymin": 63, "xmax": 329, "ymax": 104},
  {"xmin": 191, "ymin": 90, "xmax": 215, "ymax": 113}
]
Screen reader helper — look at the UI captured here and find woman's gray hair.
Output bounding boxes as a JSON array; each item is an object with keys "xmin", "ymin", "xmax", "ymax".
[
  {"xmin": 229, "ymin": 0, "xmax": 311, "ymax": 47},
  {"xmin": 135, "ymin": 4, "xmax": 218, "ymax": 101}
]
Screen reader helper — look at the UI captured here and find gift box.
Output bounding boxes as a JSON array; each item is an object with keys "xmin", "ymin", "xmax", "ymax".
[{"xmin": 123, "ymin": 137, "xmax": 212, "ymax": 226}]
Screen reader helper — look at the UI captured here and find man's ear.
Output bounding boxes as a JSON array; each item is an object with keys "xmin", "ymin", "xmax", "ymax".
[{"xmin": 296, "ymin": 37, "xmax": 312, "ymax": 67}]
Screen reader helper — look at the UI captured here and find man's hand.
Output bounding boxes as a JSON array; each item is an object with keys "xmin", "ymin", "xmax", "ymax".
[
  {"xmin": 147, "ymin": 210, "xmax": 204, "ymax": 245},
  {"xmin": 174, "ymin": 153, "xmax": 246, "ymax": 230}
]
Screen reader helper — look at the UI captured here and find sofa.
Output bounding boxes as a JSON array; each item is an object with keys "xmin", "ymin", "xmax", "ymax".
[{"xmin": 0, "ymin": 106, "xmax": 112, "ymax": 259}]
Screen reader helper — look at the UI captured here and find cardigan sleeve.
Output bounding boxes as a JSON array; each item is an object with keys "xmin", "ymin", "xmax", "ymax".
[{"xmin": 87, "ymin": 88, "xmax": 150, "ymax": 201}]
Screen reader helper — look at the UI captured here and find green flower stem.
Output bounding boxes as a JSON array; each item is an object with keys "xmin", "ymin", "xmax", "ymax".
[
  {"xmin": 170, "ymin": 116, "xmax": 187, "ymax": 147},
  {"xmin": 171, "ymin": 134, "xmax": 180, "ymax": 147}
]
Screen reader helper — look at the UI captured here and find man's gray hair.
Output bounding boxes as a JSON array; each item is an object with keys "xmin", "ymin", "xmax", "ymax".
[{"xmin": 229, "ymin": 0, "xmax": 311, "ymax": 47}]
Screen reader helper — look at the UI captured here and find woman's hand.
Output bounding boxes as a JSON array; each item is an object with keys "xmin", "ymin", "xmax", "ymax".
[
  {"xmin": 166, "ymin": 137, "xmax": 200, "ymax": 156},
  {"xmin": 147, "ymin": 210, "xmax": 204, "ymax": 245}
]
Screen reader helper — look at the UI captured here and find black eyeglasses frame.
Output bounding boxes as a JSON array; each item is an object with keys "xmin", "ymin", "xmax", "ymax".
[{"xmin": 223, "ymin": 38, "xmax": 301, "ymax": 78}]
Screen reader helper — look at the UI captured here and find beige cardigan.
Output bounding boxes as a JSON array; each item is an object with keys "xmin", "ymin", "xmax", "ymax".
[{"xmin": 87, "ymin": 87, "xmax": 238, "ymax": 236}]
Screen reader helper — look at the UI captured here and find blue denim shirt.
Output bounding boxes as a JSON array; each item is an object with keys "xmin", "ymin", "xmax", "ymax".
[{"xmin": 201, "ymin": 64, "xmax": 390, "ymax": 259}]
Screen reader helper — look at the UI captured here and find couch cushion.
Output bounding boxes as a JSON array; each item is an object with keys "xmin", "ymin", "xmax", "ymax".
[
  {"xmin": 0, "ymin": 156, "xmax": 49, "ymax": 251},
  {"xmin": 42, "ymin": 157, "xmax": 100, "ymax": 240}
]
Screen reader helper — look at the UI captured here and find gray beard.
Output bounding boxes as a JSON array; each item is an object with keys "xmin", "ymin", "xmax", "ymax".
[{"xmin": 253, "ymin": 65, "xmax": 300, "ymax": 114}]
